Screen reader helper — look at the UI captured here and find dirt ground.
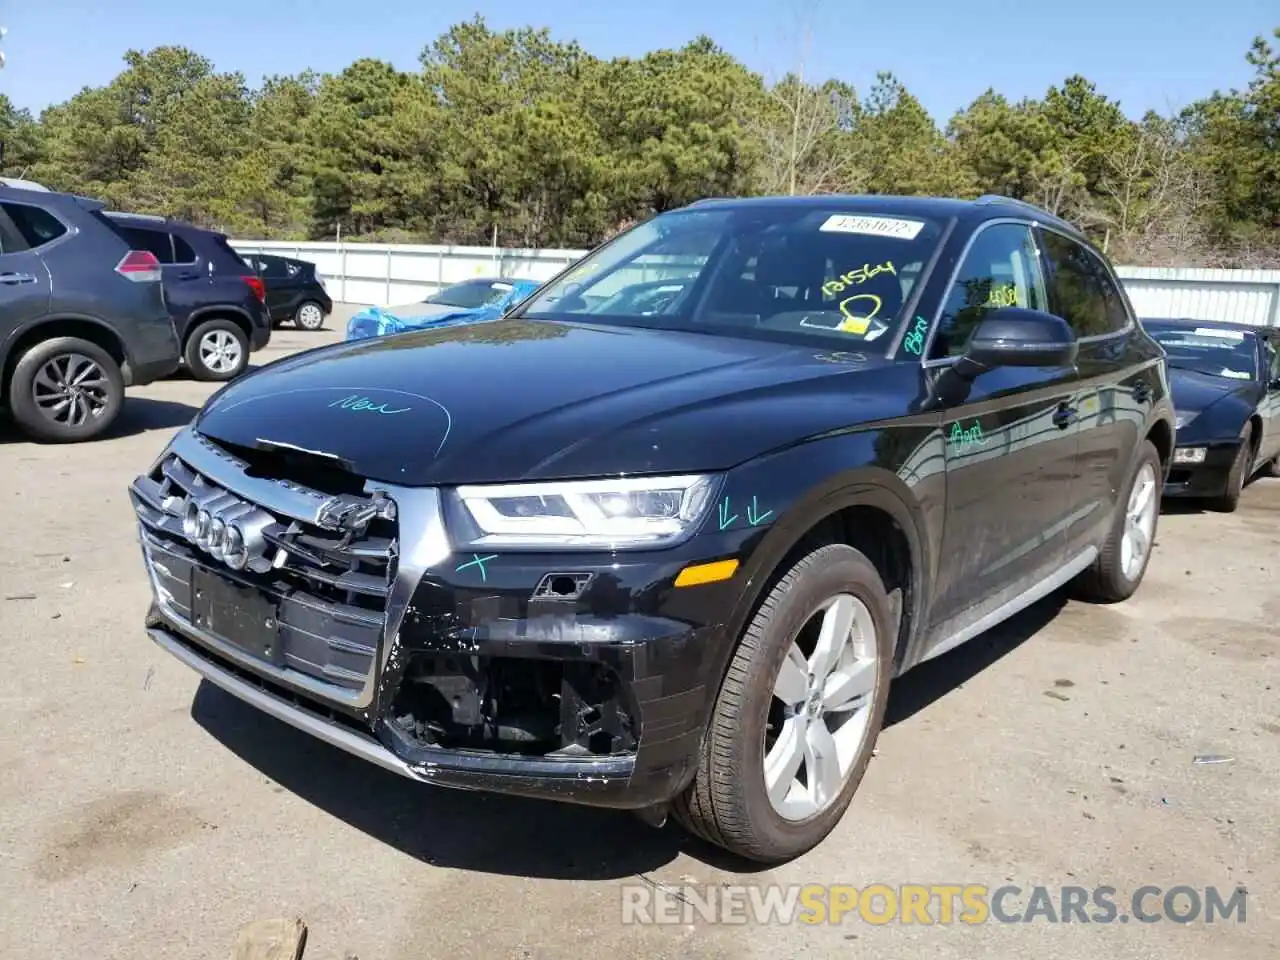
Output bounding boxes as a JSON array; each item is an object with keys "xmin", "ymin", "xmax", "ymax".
[{"xmin": 1, "ymin": 308, "xmax": 1277, "ymax": 960}]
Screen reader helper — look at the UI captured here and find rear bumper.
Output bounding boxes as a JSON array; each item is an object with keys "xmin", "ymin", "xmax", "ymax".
[
  {"xmin": 248, "ymin": 303, "xmax": 272, "ymax": 351},
  {"xmin": 1163, "ymin": 440, "xmax": 1241, "ymax": 498}
]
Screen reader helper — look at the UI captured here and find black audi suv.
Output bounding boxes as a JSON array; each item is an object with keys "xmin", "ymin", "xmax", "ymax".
[{"xmin": 129, "ymin": 194, "xmax": 1175, "ymax": 863}]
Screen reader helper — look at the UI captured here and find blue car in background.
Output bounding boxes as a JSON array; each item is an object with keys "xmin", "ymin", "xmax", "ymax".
[{"xmin": 346, "ymin": 276, "xmax": 542, "ymax": 341}]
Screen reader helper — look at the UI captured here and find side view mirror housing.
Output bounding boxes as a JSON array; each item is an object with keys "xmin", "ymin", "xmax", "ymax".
[{"xmin": 963, "ymin": 307, "xmax": 1078, "ymax": 372}]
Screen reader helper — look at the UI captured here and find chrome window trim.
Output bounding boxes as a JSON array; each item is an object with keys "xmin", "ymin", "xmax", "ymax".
[
  {"xmin": 916, "ymin": 217, "xmax": 1136, "ymax": 372},
  {"xmin": 917, "ymin": 217, "xmax": 1040, "ymax": 369}
]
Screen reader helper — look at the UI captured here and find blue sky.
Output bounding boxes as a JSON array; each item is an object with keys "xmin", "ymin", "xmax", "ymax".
[{"xmin": 2, "ymin": 0, "xmax": 1274, "ymax": 123}]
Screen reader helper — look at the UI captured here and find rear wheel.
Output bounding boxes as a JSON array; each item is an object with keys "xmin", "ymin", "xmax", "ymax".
[
  {"xmin": 673, "ymin": 543, "xmax": 893, "ymax": 863},
  {"xmin": 185, "ymin": 318, "xmax": 249, "ymax": 382},
  {"xmin": 7, "ymin": 337, "xmax": 124, "ymax": 443},
  {"xmin": 1208, "ymin": 423, "xmax": 1255, "ymax": 513},
  {"xmin": 1073, "ymin": 439, "xmax": 1161, "ymax": 602},
  {"xmin": 294, "ymin": 301, "xmax": 325, "ymax": 331}
]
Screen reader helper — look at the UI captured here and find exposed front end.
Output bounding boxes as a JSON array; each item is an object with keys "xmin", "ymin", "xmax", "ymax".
[{"xmin": 129, "ymin": 428, "xmax": 722, "ymax": 808}]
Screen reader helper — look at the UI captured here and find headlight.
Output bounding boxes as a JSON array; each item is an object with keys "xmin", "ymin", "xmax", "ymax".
[
  {"xmin": 454, "ymin": 474, "xmax": 718, "ymax": 549},
  {"xmin": 1175, "ymin": 410, "xmax": 1199, "ymax": 429}
]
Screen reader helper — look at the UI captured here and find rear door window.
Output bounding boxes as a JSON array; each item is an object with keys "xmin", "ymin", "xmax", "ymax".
[{"xmin": 0, "ymin": 203, "xmax": 69, "ymax": 249}]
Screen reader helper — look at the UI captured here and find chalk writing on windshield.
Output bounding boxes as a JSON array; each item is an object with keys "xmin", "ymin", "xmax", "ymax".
[{"xmin": 822, "ymin": 261, "xmax": 897, "ymax": 298}]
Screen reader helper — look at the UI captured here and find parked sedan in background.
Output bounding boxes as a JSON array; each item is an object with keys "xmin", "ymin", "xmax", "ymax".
[
  {"xmin": 1144, "ymin": 317, "xmax": 1280, "ymax": 511},
  {"xmin": 345, "ymin": 276, "xmax": 540, "ymax": 341},
  {"xmin": 247, "ymin": 254, "xmax": 333, "ymax": 331}
]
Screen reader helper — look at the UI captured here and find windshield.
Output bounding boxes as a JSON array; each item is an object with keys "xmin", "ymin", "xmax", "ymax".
[
  {"xmin": 427, "ymin": 280, "xmax": 513, "ymax": 310},
  {"xmin": 515, "ymin": 207, "xmax": 944, "ymax": 349},
  {"xmin": 1146, "ymin": 323, "xmax": 1257, "ymax": 381}
]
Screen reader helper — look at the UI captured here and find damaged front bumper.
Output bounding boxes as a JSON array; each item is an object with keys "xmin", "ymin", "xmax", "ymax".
[
  {"xmin": 132, "ymin": 429, "xmax": 736, "ymax": 810},
  {"xmin": 145, "ymin": 600, "xmax": 713, "ymax": 807}
]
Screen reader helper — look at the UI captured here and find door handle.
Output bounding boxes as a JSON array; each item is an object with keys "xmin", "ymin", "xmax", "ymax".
[
  {"xmin": 0, "ymin": 272, "xmax": 36, "ymax": 285},
  {"xmin": 1132, "ymin": 382, "xmax": 1151, "ymax": 404},
  {"xmin": 1053, "ymin": 403, "xmax": 1078, "ymax": 428},
  {"xmin": 176, "ymin": 270, "xmax": 198, "ymax": 280}
]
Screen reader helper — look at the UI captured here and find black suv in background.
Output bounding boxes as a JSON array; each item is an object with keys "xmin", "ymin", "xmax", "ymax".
[
  {"xmin": 106, "ymin": 214, "xmax": 272, "ymax": 381},
  {"xmin": 248, "ymin": 254, "xmax": 333, "ymax": 331},
  {"xmin": 132, "ymin": 193, "xmax": 1176, "ymax": 864},
  {"xmin": 0, "ymin": 184, "xmax": 181, "ymax": 442}
]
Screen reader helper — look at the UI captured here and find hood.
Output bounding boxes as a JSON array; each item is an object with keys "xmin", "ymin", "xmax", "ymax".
[
  {"xmin": 194, "ymin": 318, "xmax": 907, "ymax": 485},
  {"xmin": 1167, "ymin": 365, "xmax": 1254, "ymax": 413}
]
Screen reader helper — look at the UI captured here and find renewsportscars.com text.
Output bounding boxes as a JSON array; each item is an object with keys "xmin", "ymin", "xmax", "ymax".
[{"xmin": 620, "ymin": 883, "xmax": 1248, "ymax": 926}]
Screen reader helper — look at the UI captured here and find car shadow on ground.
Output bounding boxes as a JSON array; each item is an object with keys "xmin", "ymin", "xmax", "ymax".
[
  {"xmin": 193, "ymin": 592, "xmax": 1073, "ymax": 880},
  {"xmin": 884, "ymin": 590, "xmax": 1068, "ymax": 728},
  {"xmin": 0, "ymin": 397, "xmax": 199, "ymax": 444}
]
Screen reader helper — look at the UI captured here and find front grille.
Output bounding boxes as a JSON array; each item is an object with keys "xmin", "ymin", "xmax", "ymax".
[{"xmin": 130, "ymin": 433, "xmax": 399, "ymax": 705}]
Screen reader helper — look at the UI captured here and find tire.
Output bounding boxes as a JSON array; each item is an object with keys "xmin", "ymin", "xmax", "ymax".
[
  {"xmin": 1073, "ymin": 439, "xmax": 1162, "ymax": 602},
  {"xmin": 7, "ymin": 336, "xmax": 125, "ymax": 443},
  {"xmin": 294, "ymin": 300, "xmax": 326, "ymax": 331},
  {"xmin": 1208, "ymin": 423, "xmax": 1255, "ymax": 513},
  {"xmin": 184, "ymin": 318, "xmax": 249, "ymax": 382},
  {"xmin": 672, "ymin": 543, "xmax": 894, "ymax": 864}
]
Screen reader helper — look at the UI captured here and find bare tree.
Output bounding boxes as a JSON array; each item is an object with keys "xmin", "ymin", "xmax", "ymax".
[
  {"xmin": 1078, "ymin": 118, "xmax": 1210, "ymax": 265},
  {"xmin": 746, "ymin": 0, "xmax": 863, "ymax": 196}
]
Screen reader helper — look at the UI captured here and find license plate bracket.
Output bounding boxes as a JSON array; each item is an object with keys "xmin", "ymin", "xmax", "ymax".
[{"xmin": 191, "ymin": 566, "xmax": 283, "ymax": 667}]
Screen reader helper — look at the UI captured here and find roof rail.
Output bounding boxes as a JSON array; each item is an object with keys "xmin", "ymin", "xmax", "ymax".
[
  {"xmin": 974, "ymin": 194, "xmax": 1053, "ymax": 215},
  {"xmin": 105, "ymin": 210, "xmax": 168, "ymax": 222},
  {"xmin": 0, "ymin": 176, "xmax": 50, "ymax": 192}
]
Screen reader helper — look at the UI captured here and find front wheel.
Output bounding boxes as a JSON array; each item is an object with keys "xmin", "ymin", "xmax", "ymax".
[
  {"xmin": 1073, "ymin": 439, "xmax": 1162, "ymax": 602},
  {"xmin": 294, "ymin": 301, "xmax": 326, "ymax": 331},
  {"xmin": 1208, "ymin": 423, "xmax": 1255, "ymax": 513},
  {"xmin": 185, "ymin": 319, "xmax": 249, "ymax": 382},
  {"xmin": 673, "ymin": 543, "xmax": 893, "ymax": 863}
]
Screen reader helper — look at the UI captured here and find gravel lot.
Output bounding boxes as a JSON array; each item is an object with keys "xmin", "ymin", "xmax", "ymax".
[{"xmin": 1, "ymin": 307, "xmax": 1277, "ymax": 959}]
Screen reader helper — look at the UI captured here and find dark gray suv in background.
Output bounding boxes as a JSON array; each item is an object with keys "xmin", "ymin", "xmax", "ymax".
[{"xmin": 0, "ymin": 184, "xmax": 181, "ymax": 442}]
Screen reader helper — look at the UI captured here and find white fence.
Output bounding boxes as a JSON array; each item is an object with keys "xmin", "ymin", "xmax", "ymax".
[{"xmin": 230, "ymin": 239, "xmax": 1280, "ymax": 328}]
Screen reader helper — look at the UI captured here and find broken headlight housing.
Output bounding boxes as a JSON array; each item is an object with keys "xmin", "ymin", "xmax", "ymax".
[{"xmin": 452, "ymin": 474, "xmax": 718, "ymax": 550}]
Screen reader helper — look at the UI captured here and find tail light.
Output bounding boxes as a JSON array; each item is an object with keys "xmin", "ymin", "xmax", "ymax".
[
  {"xmin": 243, "ymin": 275, "xmax": 266, "ymax": 302},
  {"xmin": 115, "ymin": 250, "xmax": 162, "ymax": 283}
]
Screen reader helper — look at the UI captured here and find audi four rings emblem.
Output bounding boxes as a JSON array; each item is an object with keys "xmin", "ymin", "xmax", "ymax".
[{"xmin": 180, "ymin": 490, "xmax": 275, "ymax": 573}]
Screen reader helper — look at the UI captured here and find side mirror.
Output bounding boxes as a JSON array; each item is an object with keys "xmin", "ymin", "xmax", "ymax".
[{"xmin": 964, "ymin": 307, "xmax": 1078, "ymax": 371}]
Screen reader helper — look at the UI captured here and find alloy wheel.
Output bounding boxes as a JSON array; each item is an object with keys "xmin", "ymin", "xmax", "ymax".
[
  {"xmin": 297, "ymin": 303, "xmax": 324, "ymax": 330},
  {"xmin": 199, "ymin": 330, "xmax": 243, "ymax": 374},
  {"xmin": 32, "ymin": 353, "xmax": 112, "ymax": 428},
  {"xmin": 764, "ymin": 593, "xmax": 880, "ymax": 822},
  {"xmin": 1120, "ymin": 461, "xmax": 1157, "ymax": 580}
]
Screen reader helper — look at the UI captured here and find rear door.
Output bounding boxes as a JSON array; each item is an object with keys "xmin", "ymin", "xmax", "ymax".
[
  {"xmin": 925, "ymin": 221, "xmax": 1080, "ymax": 637},
  {"xmin": 0, "ymin": 201, "xmax": 56, "ymax": 338},
  {"xmin": 257, "ymin": 255, "xmax": 298, "ymax": 318},
  {"xmin": 1037, "ymin": 227, "xmax": 1158, "ymax": 558}
]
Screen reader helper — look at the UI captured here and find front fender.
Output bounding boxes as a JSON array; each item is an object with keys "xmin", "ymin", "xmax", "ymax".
[{"xmin": 691, "ymin": 419, "xmax": 944, "ymax": 701}]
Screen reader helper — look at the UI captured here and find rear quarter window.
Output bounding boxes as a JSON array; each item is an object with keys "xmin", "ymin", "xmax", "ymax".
[{"xmin": 208, "ymin": 235, "xmax": 252, "ymax": 272}]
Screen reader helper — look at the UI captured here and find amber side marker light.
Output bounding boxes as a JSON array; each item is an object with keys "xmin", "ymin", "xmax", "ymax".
[{"xmin": 673, "ymin": 558, "xmax": 740, "ymax": 588}]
